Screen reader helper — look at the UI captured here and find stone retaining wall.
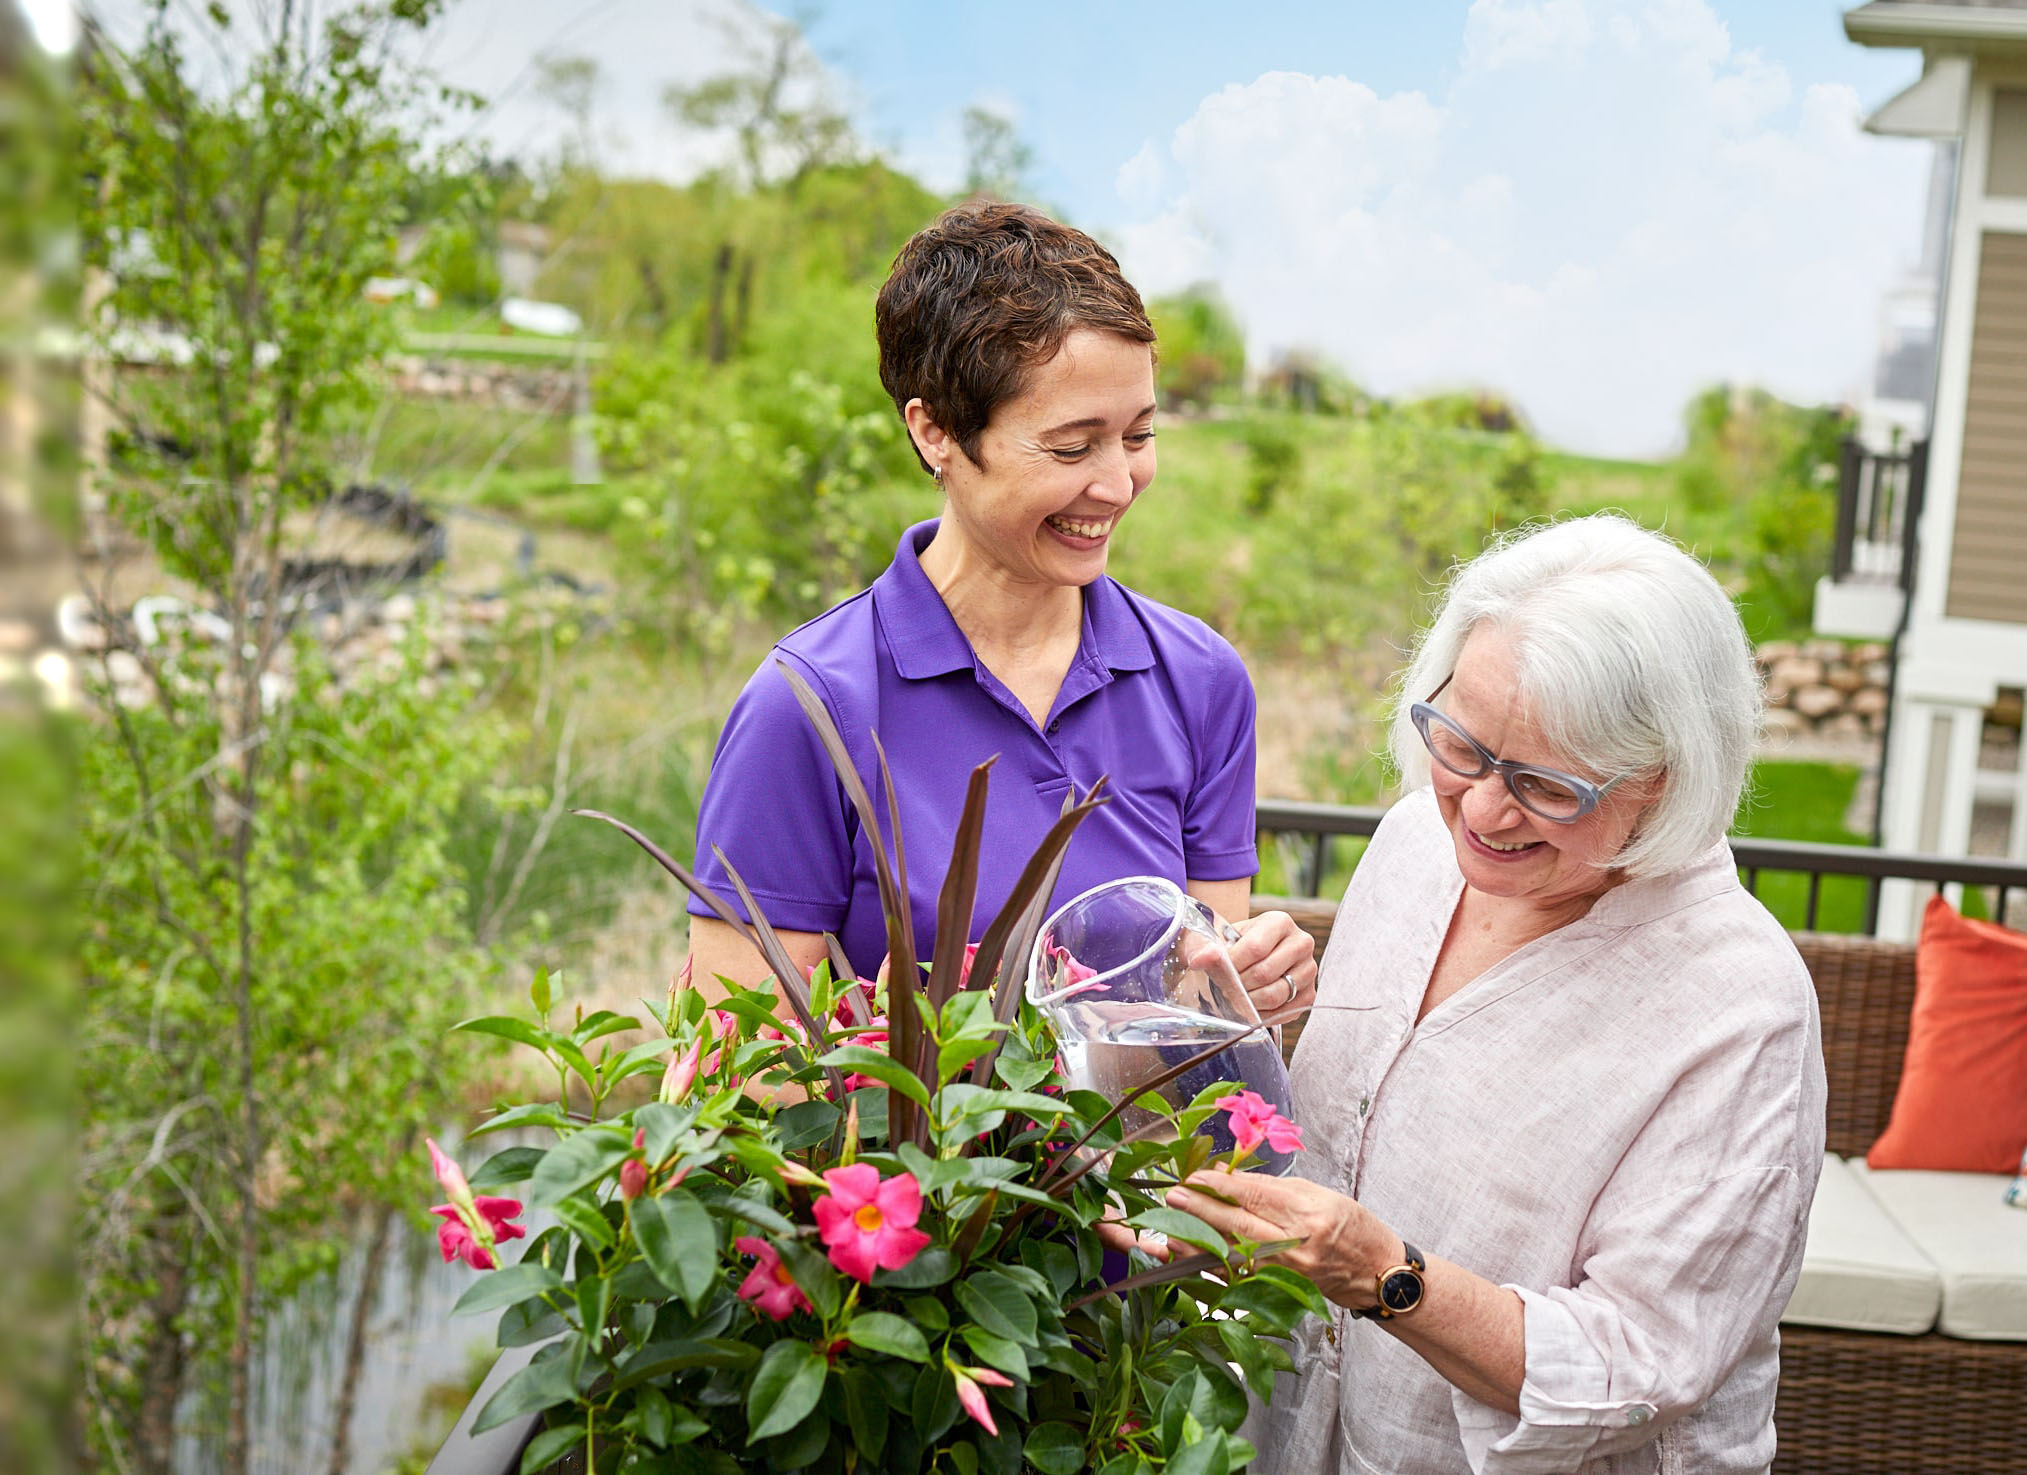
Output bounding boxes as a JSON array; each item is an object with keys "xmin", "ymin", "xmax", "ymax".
[{"xmin": 1756, "ymin": 639, "xmax": 1889, "ymax": 743}]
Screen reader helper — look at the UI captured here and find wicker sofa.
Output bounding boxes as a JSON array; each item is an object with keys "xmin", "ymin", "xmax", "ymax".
[{"xmin": 1257, "ymin": 900, "xmax": 2027, "ymax": 1475}]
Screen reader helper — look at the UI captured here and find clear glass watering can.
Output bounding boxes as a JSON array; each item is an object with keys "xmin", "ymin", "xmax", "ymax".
[{"xmin": 1027, "ymin": 876, "xmax": 1298, "ymax": 1175}]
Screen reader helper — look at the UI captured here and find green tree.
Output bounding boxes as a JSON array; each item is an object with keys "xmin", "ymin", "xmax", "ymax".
[
  {"xmin": 962, "ymin": 104, "xmax": 1032, "ymax": 200},
  {"xmin": 74, "ymin": 5, "xmax": 505, "ymax": 1470},
  {"xmin": 1149, "ymin": 284, "xmax": 1245, "ymax": 410}
]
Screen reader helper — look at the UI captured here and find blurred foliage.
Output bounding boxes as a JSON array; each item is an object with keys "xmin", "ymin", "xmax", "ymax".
[
  {"xmin": 962, "ymin": 104, "xmax": 1034, "ymax": 201},
  {"xmin": 1149, "ymin": 283, "xmax": 1246, "ymax": 411}
]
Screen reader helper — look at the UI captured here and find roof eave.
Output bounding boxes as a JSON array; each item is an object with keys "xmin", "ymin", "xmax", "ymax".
[{"xmin": 1846, "ymin": 2, "xmax": 2027, "ymax": 48}]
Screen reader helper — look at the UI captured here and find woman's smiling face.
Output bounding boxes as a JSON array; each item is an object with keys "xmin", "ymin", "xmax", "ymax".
[
  {"xmin": 1430, "ymin": 625, "xmax": 1660, "ymax": 914},
  {"xmin": 931, "ymin": 328, "xmax": 1157, "ymax": 588}
]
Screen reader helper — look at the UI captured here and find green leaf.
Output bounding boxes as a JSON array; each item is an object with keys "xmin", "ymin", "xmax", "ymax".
[
  {"xmin": 528, "ymin": 1128, "xmax": 633, "ymax": 1208},
  {"xmin": 530, "ymin": 967, "xmax": 552, "ymax": 1017},
  {"xmin": 551, "ymin": 1195, "xmax": 616, "ymax": 1253},
  {"xmin": 631, "ymin": 1188, "xmax": 719, "ymax": 1315},
  {"xmin": 631, "ymin": 1385, "xmax": 672, "ymax": 1448},
  {"xmin": 904, "ymin": 1294, "xmax": 950, "ymax": 1332},
  {"xmin": 519, "ymin": 1424, "xmax": 584, "ymax": 1473},
  {"xmin": 746, "ymin": 1340, "xmax": 827, "ymax": 1444},
  {"xmin": 959, "ymin": 1324, "xmax": 1028, "ymax": 1380},
  {"xmin": 611, "ymin": 1338, "xmax": 758, "ymax": 1392},
  {"xmin": 841, "ymin": 1366, "xmax": 889, "ymax": 1463},
  {"xmin": 633, "ymin": 1101, "xmax": 699, "ymax": 1166},
  {"xmin": 1217, "ymin": 1319, "xmax": 1275, "ymax": 1400},
  {"xmin": 497, "ymin": 1297, "xmax": 567, "ymax": 1348},
  {"xmin": 571, "ymin": 1008, "xmax": 638, "ymax": 1046},
  {"xmin": 468, "ymin": 1103, "xmax": 572, "ymax": 1138},
  {"xmin": 844, "ymin": 1311, "xmax": 930, "ymax": 1363},
  {"xmin": 1167, "ymin": 1430, "xmax": 1229, "ymax": 1475},
  {"xmin": 1130, "ymin": 1207, "xmax": 1228, "ymax": 1259},
  {"xmin": 993, "ymin": 1052, "xmax": 1053, "ymax": 1092},
  {"xmin": 937, "ymin": 1035, "xmax": 999, "ymax": 1082},
  {"xmin": 949, "ymin": 1439, "xmax": 979, "ymax": 1475},
  {"xmin": 871, "ymin": 1245, "xmax": 955, "ymax": 1290},
  {"xmin": 452, "ymin": 1262, "xmax": 562, "ymax": 1317},
  {"xmin": 815, "ymin": 1045, "xmax": 929, "ymax": 1107},
  {"xmin": 468, "ymin": 1145, "xmax": 545, "ymax": 1194},
  {"xmin": 1024, "ymin": 1422, "xmax": 1085, "ymax": 1475},
  {"xmin": 454, "ymin": 1015, "xmax": 554, "ymax": 1052},
  {"xmin": 910, "ymin": 1361, "xmax": 961, "ymax": 1447},
  {"xmin": 574, "ymin": 1273, "xmax": 611, "ymax": 1339},
  {"xmin": 955, "ymin": 1269, "xmax": 1039, "ymax": 1345},
  {"xmin": 774, "ymin": 1098, "xmax": 841, "ymax": 1151},
  {"xmin": 472, "ymin": 1351, "xmax": 578, "ymax": 1433},
  {"xmin": 947, "ymin": 1087, "xmax": 1073, "ymax": 1122},
  {"xmin": 709, "ymin": 1192, "xmax": 795, "ymax": 1237}
]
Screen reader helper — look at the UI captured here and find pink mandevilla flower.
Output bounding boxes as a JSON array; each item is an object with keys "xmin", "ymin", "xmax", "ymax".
[
  {"xmin": 1042, "ymin": 937, "xmax": 1103, "ymax": 998},
  {"xmin": 1215, "ymin": 1089, "xmax": 1305, "ymax": 1157},
  {"xmin": 660, "ymin": 1034, "xmax": 703, "ymax": 1106},
  {"xmin": 812, "ymin": 1164, "xmax": 931, "ymax": 1283},
  {"xmin": 952, "ymin": 1364, "xmax": 1015, "ymax": 1436},
  {"xmin": 734, "ymin": 1236, "xmax": 812, "ymax": 1320},
  {"xmin": 426, "ymin": 1137, "xmax": 528, "ymax": 1270},
  {"xmin": 620, "ymin": 1128, "xmax": 649, "ymax": 1201}
]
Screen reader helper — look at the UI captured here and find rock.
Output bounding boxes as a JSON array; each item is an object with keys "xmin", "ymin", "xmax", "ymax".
[
  {"xmin": 1852, "ymin": 642, "xmax": 1889, "ymax": 664},
  {"xmin": 0, "ymin": 618, "xmax": 36, "ymax": 655},
  {"xmin": 1757, "ymin": 641, "xmax": 1799, "ymax": 667},
  {"xmin": 105, "ymin": 649, "xmax": 143, "ymax": 686},
  {"xmin": 1849, "ymin": 687, "xmax": 1889, "ymax": 717},
  {"xmin": 1770, "ymin": 657, "xmax": 1825, "ymax": 690},
  {"xmin": 1826, "ymin": 665, "xmax": 1866, "ymax": 693},
  {"xmin": 1760, "ymin": 708, "xmax": 1812, "ymax": 744},
  {"xmin": 1864, "ymin": 661, "xmax": 1890, "ymax": 687},
  {"xmin": 1803, "ymin": 638, "xmax": 1848, "ymax": 663},
  {"xmin": 380, "ymin": 593, "xmax": 417, "ymax": 624},
  {"xmin": 1866, "ymin": 710, "xmax": 1887, "ymax": 735},
  {"xmin": 1793, "ymin": 685, "xmax": 1844, "ymax": 720},
  {"xmin": 1820, "ymin": 712, "xmax": 1868, "ymax": 741}
]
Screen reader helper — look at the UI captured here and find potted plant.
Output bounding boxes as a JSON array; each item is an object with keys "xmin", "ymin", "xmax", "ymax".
[{"xmin": 427, "ymin": 666, "xmax": 1322, "ymax": 1474}]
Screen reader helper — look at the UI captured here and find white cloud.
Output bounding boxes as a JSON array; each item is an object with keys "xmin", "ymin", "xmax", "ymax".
[{"xmin": 1109, "ymin": 0, "xmax": 1931, "ymax": 457}]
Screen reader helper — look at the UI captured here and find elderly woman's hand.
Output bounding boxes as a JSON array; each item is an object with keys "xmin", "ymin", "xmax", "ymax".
[
  {"xmin": 1223, "ymin": 910, "xmax": 1317, "ymax": 1018},
  {"xmin": 1167, "ymin": 1167, "xmax": 1394, "ymax": 1311}
]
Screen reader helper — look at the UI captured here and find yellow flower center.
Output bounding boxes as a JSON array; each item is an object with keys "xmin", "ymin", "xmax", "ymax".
[
  {"xmin": 853, "ymin": 1202, "xmax": 885, "ymax": 1233},
  {"xmin": 773, "ymin": 1260, "xmax": 797, "ymax": 1286}
]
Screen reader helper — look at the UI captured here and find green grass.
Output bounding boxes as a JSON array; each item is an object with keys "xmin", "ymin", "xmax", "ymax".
[{"xmin": 1732, "ymin": 761, "xmax": 1872, "ymax": 932}]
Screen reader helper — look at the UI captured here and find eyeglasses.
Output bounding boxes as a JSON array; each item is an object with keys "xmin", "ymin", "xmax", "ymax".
[{"xmin": 1407, "ymin": 676, "xmax": 1626, "ymax": 824}]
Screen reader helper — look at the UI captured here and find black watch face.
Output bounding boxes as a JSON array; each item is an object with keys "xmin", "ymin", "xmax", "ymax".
[{"xmin": 1379, "ymin": 1269, "xmax": 1423, "ymax": 1314}]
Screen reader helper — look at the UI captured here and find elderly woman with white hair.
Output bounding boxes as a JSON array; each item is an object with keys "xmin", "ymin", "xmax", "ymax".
[{"xmin": 1165, "ymin": 515, "xmax": 1827, "ymax": 1474}]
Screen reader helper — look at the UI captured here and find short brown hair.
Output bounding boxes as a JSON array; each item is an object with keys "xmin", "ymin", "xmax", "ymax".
[{"xmin": 876, "ymin": 203, "xmax": 1155, "ymax": 471}]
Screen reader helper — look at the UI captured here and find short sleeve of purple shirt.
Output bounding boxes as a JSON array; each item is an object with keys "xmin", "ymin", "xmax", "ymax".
[{"xmin": 688, "ymin": 519, "xmax": 1259, "ymax": 980}]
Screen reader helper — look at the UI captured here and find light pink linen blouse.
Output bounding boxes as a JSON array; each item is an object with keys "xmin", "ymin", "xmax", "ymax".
[{"xmin": 1249, "ymin": 787, "xmax": 1826, "ymax": 1475}]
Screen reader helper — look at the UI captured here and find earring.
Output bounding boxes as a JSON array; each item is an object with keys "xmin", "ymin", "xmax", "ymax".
[{"xmin": 932, "ymin": 463, "xmax": 945, "ymax": 487}]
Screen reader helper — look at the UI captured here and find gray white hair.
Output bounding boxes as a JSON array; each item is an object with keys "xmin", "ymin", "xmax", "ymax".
[{"xmin": 1388, "ymin": 514, "xmax": 1762, "ymax": 879}]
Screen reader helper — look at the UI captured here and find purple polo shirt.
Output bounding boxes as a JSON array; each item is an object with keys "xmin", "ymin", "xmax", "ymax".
[{"xmin": 688, "ymin": 520, "xmax": 1258, "ymax": 980}]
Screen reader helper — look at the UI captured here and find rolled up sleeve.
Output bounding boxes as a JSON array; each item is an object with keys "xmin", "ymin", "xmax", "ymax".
[{"xmin": 1449, "ymin": 1164, "xmax": 1809, "ymax": 1473}]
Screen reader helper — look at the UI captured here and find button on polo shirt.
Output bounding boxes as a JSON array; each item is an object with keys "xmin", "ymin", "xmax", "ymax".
[{"xmin": 690, "ymin": 519, "xmax": 1259, "ymax": 980}]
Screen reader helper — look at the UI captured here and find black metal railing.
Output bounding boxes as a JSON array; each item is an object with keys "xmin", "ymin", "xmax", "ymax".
[
  {"xmin": 1831, "ymin": 436, "xmax": 1927, "ymax": 588},
  {"xmin": 1257, "ymin": 798, "xmax": 2027, "ymax": 933}
]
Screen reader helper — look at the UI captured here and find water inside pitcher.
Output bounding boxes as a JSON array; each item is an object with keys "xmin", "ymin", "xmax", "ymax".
[{"xmin": 1027, "ymin": 876, "xmax": 1298, "ymax": 1175}]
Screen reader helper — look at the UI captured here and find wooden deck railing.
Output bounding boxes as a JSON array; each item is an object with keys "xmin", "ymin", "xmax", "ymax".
[{"xmin": 1256, "ymin": 799, "xmax": 2027, "ymax": 932}]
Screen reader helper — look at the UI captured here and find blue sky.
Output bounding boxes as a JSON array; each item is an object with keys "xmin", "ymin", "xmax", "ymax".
[{"xmin": 803, "ymin": 1, "xmax": 1918, "ymax": 232}]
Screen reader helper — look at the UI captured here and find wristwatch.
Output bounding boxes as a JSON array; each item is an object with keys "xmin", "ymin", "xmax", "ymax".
[{"xmin": 1354, "ymin": 1240, "xmax": 1426, "ymax": 1320}]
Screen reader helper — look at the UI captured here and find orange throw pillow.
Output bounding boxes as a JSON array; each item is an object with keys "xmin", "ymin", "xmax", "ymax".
[{"xmin": 1868, "ymin": 896, "xmax": 2027, "ymax": 1174}]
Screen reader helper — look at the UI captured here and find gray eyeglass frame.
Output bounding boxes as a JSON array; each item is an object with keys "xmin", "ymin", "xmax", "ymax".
[{"xmin": 1407, "ymin": 675, "xmax": 1627, "ymax": 824}]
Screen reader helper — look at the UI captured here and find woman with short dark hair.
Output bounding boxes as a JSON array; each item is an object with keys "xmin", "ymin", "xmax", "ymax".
[{"xmin": 686, "ymin": 202, "xmax": 1315, "ymax": 1009}]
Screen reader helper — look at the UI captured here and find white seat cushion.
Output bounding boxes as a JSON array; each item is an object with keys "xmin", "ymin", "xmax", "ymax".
[
  {"xmin": 1783, "ymin": 1154, "xmax": 1941, "ymax": 1335},
  {"xmin": 1853, "ymin": 1159, "xmax": 2027, "ymax": 1341}
]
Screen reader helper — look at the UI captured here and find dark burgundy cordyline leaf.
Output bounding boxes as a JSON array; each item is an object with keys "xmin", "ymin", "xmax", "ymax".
[
  {"xmin": 569, "ymin": 808, "xmax": 843, "ymax": 1101},
  {"xmin": 928, "ymin": 758, "xmax": 995, "ymax": 1011},
  {"xmin": 774, "ymin": 661, "xmax": 921, "ymax": 1145}
]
